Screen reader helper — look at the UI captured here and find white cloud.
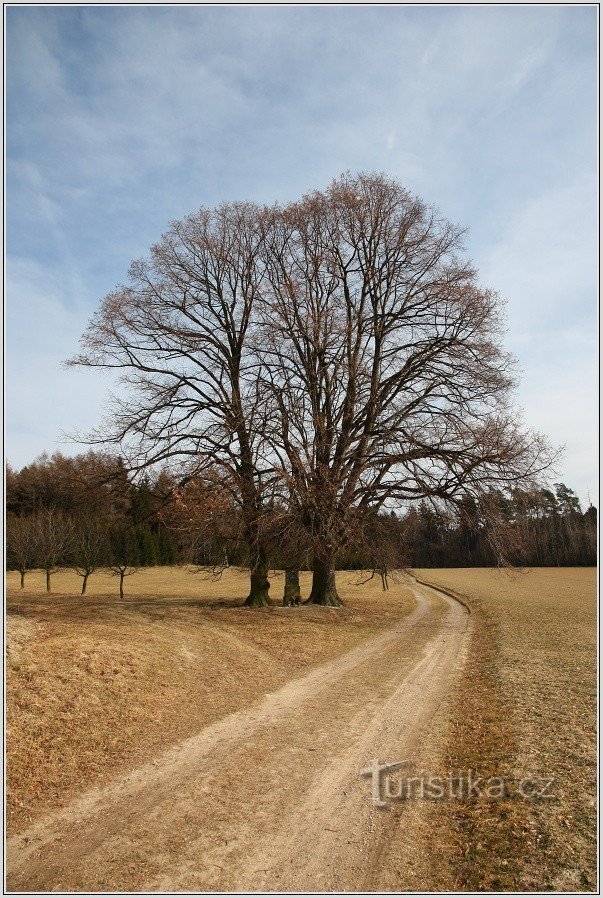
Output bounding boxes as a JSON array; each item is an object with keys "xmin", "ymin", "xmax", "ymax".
[{"xmin": 506, "ymin": 43, "xmax": 551, "ymax": 90}]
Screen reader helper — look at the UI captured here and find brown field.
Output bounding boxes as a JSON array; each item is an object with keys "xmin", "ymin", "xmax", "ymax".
[
  {"xmin": 407, "ymin": 567, "xmax": 597, "ymax": 892},
  {"xmin": 6, "ymin": 565, "xmax": 597, "ymax": 891},
  {"xmin": 6, "ymin": 566, "xmax": 414, "ymax": 833}
]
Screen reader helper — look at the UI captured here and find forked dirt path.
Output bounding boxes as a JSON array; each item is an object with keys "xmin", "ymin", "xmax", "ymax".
[{"xmin": 7, "ymin": 576, "xmax": 470, "ymax": 892}]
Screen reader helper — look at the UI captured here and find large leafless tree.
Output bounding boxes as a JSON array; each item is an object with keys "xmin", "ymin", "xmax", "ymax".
[
  {"xmin": 257, "ymin": 173, "xmax": 554, "ymax": 603},
  {"xmin": 69, "ymin": 173, "xmax": 554, "ymax": 607}
]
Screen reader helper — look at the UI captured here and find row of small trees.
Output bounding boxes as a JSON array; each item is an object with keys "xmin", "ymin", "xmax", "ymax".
[{"xmin": 6, "ymin": 509, "xmax": 176, "ymax": 597}]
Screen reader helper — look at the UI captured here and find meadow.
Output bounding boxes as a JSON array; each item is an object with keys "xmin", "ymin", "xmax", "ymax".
[
  {"xmin": 6, "ymin": 565, "xmax": 596, "ymax": 891},
  {"xmin": 405, "ymin": 567, "xmax": 597, "ymax": 892},
  {"xmin": 6, "ymin": 565, "xmax": 415, "ymax": 832}
]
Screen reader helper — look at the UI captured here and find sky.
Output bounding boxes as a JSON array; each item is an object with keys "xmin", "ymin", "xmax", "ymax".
[{"xmin": 6, "ymin": 5, "xmax": 598, "ymax": 506}]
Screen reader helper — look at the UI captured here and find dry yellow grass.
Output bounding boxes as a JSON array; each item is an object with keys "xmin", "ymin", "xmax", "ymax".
[
  {"xmin": 6, "ymin": 566, "xmax": 414, "ymax": 833},
  {"xmin": 7, "ymin": 565, "xmax": 596, "ymax": 891},
  {"xmin": 412, "ymin": 567, "xmax": 597, "ymax": 892}
]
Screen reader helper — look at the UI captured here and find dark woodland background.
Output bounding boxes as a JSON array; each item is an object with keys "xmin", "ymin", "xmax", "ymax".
[{"xmin": 6, "ymin": 451, "xmax": 596, "ymax": 579}]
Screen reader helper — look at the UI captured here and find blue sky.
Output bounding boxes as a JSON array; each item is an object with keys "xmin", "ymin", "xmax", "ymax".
[{"xmin": 6, "ymin": 5, "xmax": 598, "ymax": 505}]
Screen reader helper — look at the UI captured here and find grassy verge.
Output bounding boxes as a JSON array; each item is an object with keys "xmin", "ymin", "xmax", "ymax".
[{"xmin": 414, "ymin": 568, "xmax": 597, "ymax": 892}]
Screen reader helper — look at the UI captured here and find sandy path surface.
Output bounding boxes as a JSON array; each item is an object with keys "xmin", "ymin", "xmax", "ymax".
[{"xmin": 7, "ymin": 575, "xmax": 470, "ymax": 892}]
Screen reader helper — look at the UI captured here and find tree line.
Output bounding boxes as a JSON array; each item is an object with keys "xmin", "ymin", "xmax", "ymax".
[
  {"xmin": 6, "ymin": 452, "xmax": 178, "ymax": 595},
  {"xmin": 345, "ymin": 486, "xmax": 596, "ymax": 570},
  {"xmin": 6, "ymin": 450, "xmax": 595, "ymax": 599}
]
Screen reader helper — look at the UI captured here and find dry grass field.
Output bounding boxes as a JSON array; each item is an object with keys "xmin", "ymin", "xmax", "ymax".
[
  {"xmin": 408, "ymin": 567, "xmax": 597, "ymax": 892},
  {"xmin": 6, "ymin": 565, "xmax": 597, "ymax": 891},
  {"xmin": 6, "ymin": 566, "xmax": 415, "ymax": 833}
]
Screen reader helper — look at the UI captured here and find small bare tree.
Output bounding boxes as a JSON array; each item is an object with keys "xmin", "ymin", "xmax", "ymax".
[
  {"xmin": 30, "ymin": 509, "xmax": 74, "ymax": 592},
  {"xmin": 110, "ymin": 563, "xmax": 138, "ymax": 599},
  {"xmin": 72, "ymin": 517, "xmax": 110, "ymax": 594},
  {"xmin": 108, "ymin": 525, "xmax": 139, "ymax": 598},
  {"xmin": 6, "ymin": 514, "xmax": 36, "ymax": 588}
]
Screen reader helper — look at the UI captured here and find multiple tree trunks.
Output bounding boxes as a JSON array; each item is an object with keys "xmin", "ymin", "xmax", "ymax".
[{"xmin": 245, "ymin": 564, "xmax": 342, "ymax": 607}]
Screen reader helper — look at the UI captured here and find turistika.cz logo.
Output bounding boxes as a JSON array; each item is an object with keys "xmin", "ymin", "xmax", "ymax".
[{"xmin": 361, "ymin": 759, "xmax": 555, "ymax": 807}]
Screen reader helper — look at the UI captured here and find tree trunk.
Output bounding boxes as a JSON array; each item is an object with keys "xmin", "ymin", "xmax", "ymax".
[
  {"xmin": 119, "ymin": 571, "xmax": 125, "ymax": 599},
  {"xmin": 81, "ymin": 572, "xmax": 89, "ymax": 595},
  {"xmin": 283, "ymin": 569, "xmax": 301, "ymax": 606},
  {"xmin": 305, "ymin": 557, "xmax": 342, "ymax": 606},
  {"xmin": 20, "ymin": 570, "xmax": 25, "ymax": 589},
  {"xmin": 46, "ymin": 569, "xmax": 52, "ymax": 593},
  {"xmin": 245, "ymin": 554, "xmax": 270, "ymax": 607}
]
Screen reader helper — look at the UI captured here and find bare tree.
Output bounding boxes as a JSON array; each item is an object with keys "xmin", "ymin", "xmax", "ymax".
[
  {"xmin": 68, "ymin": 203, "xmax": 275, "ymax": 606},
  {"xmin": 258, "ymin": 173, "xmax": 555, "ymax": 603},
  {"xmin": 110, "ymin": 563, "xmax": 138, "ymax": 599},
  {"xmin": 68, "ymin": 174, "xmax": 555, "ymax": 607},
  {"xmin": 160, "ymin": 473, "xmax": 246, "ymax": 570},
  {"xmin": 6, "ymin": 514, "xmax": 36, "ymax": 588},
  {"xmin": 30, "ymin": 509, "xmax": 74, "ymax": 592},
  {"xmin": 72, "ymin": 517, "xmax": 110, "ymax": 594},
  {"xmin": 107, "ymin": 525, "xmax": 139, "ymax": 598}
]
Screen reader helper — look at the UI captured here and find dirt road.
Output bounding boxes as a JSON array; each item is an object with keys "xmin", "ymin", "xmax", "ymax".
[{"xmin": 7, "ymin": 576, "xmax": 470, "ymax": 892}]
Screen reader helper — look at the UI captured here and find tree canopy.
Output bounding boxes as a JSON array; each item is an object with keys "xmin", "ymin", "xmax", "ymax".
[{"xmin": 66, "ymin": 173, "xmax": 558, "ymax": 604}]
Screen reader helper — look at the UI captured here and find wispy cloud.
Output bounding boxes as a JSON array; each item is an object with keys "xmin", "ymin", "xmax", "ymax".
[{"xmin": 6, "ymin": 5, "xmax": 597, "ymax": 502}]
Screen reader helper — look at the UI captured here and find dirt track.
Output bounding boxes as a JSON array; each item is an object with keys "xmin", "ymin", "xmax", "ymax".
[{"xmin": 7, "ymin": 576, "xmax": 470, "ymax": 892}]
